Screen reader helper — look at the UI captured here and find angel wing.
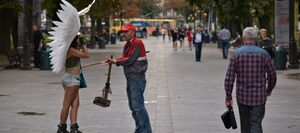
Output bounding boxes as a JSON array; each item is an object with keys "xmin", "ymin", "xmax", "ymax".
[
  {"xmin": 78, "ymin": 0, "xmax": 95, "ymax": 16},
  {"xmin": 48, "ymin": 0, "xmax": 95, "ymax": 73}
]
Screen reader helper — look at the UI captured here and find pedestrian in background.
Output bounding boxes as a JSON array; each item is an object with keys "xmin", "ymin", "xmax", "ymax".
[
  {"xmin": 161, "ymin": 27, "xmax": 167, "ymax": 43},
  {"xmin": 57, "ymin": 33, "xmax": 89, "ymax": 133},
  {"xmin": 171, "ymin": 27, "xmax": 179, "ymax": 51},
  {"xmin": 187, "ymin": 27, "xmax": 193, "ymax": 51},
  {"xmin": 155, "ymin": 25, "xmax": 160, "ymax": 39},
  {"xmin": 143, "ymin": 27, "xmax": 147, "ymax": 39},
  {"xmin": 218, "ymin": 26, "xmax": 231, "ymax": 59},
  {"xmin": 167, "ymin": 27, "xmax": 172, "ymax": 42},
  {"xmin": 32, "ymin": 25, "xmax": 44, "ymax": 68},
  {"xmin": 178, "ymin": 27, "xmax": 186, "ymax": 51},
  {"xmin": 258, "ymin": 29, "xmax": 274, "ymax": 59},
  {"xmin": 224, "ymin": 27, "xmax": 277, "ymax": 133},
  {"xmin": 193, "ymin": 27, "xmax": 204, "ymax": 62},
  {"xmin": 258, "ymin": 29, "xmax": 272, "ymax": 48},
  {"xmin": 230, "ymin": 32, "xmax": 241, "ymax": 49},
  {"xmin": 103, "ymin": 24, "xmax": 152, "ymax": 133}
]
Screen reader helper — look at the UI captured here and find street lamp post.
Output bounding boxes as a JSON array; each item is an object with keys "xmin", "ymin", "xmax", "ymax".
[
  {"xmin": 120, "ymin": 10, "xmax": 126, "ymax": 29},
  {"xmin": 288, "ymin": 0, "xmax": 299, "ymax": 69}
]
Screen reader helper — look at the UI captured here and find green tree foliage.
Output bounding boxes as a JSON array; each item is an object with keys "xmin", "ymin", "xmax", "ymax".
[
  {"xmin": 0, "ymin": 0, "xmax": 22, "ymax": 15},
  {"xmin": 42, "ymin": 0, "xmax": 95, "ymax": 19},
  {"xmin": 0, "ymin": 0, "xmax": 22, "ymax": 54},
  {"xmin": 42, "ymin": 0, "xmax": 121, "ymax": 46},
  {"xmin": 139, "ymin": 0, "xmax": 159, "ymax": 18},
  {"xmin": 186, "ymin": 0, "xmax": 274, "ymax": 35}
]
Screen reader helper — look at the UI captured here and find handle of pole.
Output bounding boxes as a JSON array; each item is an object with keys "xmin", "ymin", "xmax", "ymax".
[{"xmin": 106, "ymin": 55, "xmax": 113, "ymax": 84}]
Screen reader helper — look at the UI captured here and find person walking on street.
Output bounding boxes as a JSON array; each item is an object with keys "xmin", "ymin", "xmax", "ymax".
[
  {"xmin": 161, "ymin": 27, "xmax": 167, "ymax": 43},
  {"xmin": 178, "ymin": 27, "xmax": 186, "ymax": 51},
  {"xmin": 103, "ymin": 24, "xmax": 152, "ymax": 133},
  {"xmin": 32, "ymin": 25, "xmax": 44, "ymax": 68},
  {"xmin": 187, "ymin": 27, "xmax": 193, "ymax": 51},
  {"xmin": 224, "ymin": 27, "xmax": 277, "ymax": 133},
  {"xmin": 258, "ymin": 29, "xmax": 272, "ymax": 48},
  {"xmin": 218, "ymin": 26, "xmax": 231, "ymax": 59},
  {"xmin": 142, "ymin": 27, "xmax": 147, "ymax": 39},
  {"xmin": 230, "ymin": 32, "xmax": 241, "ymax": 49},
  {"xmin": 258, "ymin": 29, "xmax": 274, "ymax": 59},
  {"xmin": 171, "ymin": 27, "xmax": 179, "ymax": 51},
  {"xmin": 193, "ymin": 27, "xmax": 204, "ymax": 62},
  {"xmin": 167, "ymin": 27, "xmax": 172, "ymax": 42}
]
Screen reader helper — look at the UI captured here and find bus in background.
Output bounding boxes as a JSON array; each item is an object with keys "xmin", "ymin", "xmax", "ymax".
[
  {"xmin": 110, "ymin": 18, "xmax": 123, "ymax": 33},
  {"xmin": 129, "ymin": 18, "xmax": 176, "ymax": 37},
  {"xmin": 110, "ymin": 18, "xmax": 176, "ymax": 37},
  {"xmin": 129, "ymin": 18, "xmax": 176, "ymax": 28}
]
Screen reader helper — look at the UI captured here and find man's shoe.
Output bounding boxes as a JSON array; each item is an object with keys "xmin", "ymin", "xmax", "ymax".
[
  {"xmin": 57, "ymin": 124, "xmax": 69, "ymax": 133},
  {"xmin": 70, "ymin": 123, "xmax": 82, "ymax": 133}
]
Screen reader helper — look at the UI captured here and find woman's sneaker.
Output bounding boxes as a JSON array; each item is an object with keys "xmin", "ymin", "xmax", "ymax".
[
  {"xmin": 57, "ymin": 124, "xmax": 69, "ymax": 133},
  {"xmin": 70, "ymin": 123, "xmax": 82, "ymax": 133}
]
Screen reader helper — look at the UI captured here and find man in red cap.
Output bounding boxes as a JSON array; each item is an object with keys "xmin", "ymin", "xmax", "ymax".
[{"xmin": 104, "ymin": 23, "xmax": 152, "ymax": 133}]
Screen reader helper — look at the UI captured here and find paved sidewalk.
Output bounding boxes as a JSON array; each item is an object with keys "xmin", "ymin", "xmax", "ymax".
[{"xmin": 0, "ymin": 37, "xmax": 299, "ymax": 133}]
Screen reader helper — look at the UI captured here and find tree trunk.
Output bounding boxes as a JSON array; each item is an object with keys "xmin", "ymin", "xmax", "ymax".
[
  {"xmin": 90, "ymin": 17, "xmax": 96, "ymax": 49},
  {"xmin": 0, "ymin": 8, "xmax": 13, "ymax": 55},
  {"xmin": 12, "ymin": 15, "xmax": 19, "ymax": 49},
  {"xmin": 246, "ymin": 16, "xmax": 254, "ymax": 27},
  {"xmin": 97, "ymin": 18, "xmax": 103, "ymax": 34},
  {"xmin": 258, "ymin": 15, "xmax": 271, "ymax": 30}
]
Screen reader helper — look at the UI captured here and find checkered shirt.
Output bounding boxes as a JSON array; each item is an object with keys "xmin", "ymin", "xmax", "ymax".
[{"xmin": 225, "ymin": 44, "xmax": 277, "ymax": 106}]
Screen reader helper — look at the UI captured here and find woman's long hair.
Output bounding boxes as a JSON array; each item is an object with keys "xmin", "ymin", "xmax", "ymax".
[{"xmin": 70, "ymin": 35, "xmax": 79, "ymax": 49}]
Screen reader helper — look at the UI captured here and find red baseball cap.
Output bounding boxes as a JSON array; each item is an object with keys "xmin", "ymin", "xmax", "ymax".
[{"xmin": 121, "ymin": 23, "xmax": 136, "ymax": 32}]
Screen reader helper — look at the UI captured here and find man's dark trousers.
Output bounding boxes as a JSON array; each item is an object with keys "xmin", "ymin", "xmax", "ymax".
[
  {"xmin": 220, "ymin": 39, "xmax": 229, "ymax": 58},
  {"xmin": 194, "ymin": 42, "xmax": 203, "ymax": 61},
  {"xmin": 126, "ymin": 75, "xmax": 152, "ymax": 133},
  {"xmin": 238, "ymin": 102, "xmax": 265, "ymax": 133}
]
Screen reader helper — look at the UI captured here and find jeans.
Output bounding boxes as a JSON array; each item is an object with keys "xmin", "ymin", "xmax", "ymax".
[
  {"xmin": 126, "ymin": 75, "xmax": 152, "ymax": 133},
  {"xmin": 238, "ymin": 102, "xmax": 265, "ymax": 133},
  {"xmin": 194, "ymin": 42, "xmax": 203, "ymax": 61},
  {"xmin": 62, "ymin": 73, "xmax": 80, "ymax": 88},
  {"xmin": 220, "ymin": 40, "xmax": 229, "ymax": 58}
]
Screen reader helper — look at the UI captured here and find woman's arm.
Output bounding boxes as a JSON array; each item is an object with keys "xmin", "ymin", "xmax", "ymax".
[{"xmin": 68, "ymin": 45, "xmax": 89, "ymax": 58}]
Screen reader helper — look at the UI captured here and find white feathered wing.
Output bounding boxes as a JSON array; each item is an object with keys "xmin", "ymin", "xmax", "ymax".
[{"xmin": 48, "ymin": 0, "xmax": 95, "ymax": 73}]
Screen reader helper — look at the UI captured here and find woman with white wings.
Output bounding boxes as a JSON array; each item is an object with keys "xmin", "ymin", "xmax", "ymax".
[
  {"xmin": 58, "ymin": 33, "xmax": 89, "ymax": 133},
  {"xmin": 47, "ymin": 0, "xmax": 95, "ymax": 132}
]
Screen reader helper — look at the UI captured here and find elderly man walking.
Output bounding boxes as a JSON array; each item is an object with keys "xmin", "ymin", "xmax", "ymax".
[
  {"xmin": 218, "ymin": 26, "xmax": 231, "ymax": 59},
  {"xmin": 193, "ymin": 27, "xmax": 204, "ymax": 62},
  {"xmin": 224, "ymin": 27, "xmax": 277, "ymax": 133}
]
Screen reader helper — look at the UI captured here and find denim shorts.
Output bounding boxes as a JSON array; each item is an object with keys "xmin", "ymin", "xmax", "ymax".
[{"xmin": 62, "ymin": 73, "xmax": 80, "ymax": 88}]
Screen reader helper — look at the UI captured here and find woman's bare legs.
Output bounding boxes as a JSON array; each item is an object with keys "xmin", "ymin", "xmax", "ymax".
[
  {"xmin": 70, "ymin": 93, "xmax": 79, "ymax": 124},
  {"xmin": 60, "ymin": 85, "xmax": 80, "ymax": 124},
  {"xmin": 173, "ymin": 41, "xmax": 177, "ymax": 51}
]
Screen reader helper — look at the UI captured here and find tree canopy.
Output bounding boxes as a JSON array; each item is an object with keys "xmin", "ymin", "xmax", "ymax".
[{"xmin": 185, "ymin": 0, "xmax": 274, "ymax": 34}]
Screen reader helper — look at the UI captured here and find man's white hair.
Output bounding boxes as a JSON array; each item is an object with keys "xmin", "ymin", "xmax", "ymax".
[{"xmin": 242, "ymin": 27, "xmax": 258, "ymax": 39}]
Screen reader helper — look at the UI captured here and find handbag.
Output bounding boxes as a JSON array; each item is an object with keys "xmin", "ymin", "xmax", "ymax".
[
  {"xmin": 221, "ymin": 107, "xmax": 237, "ymax": 129},
  {"xmin": 79, "ymin": 72, "xmax": 87, "ymax": 88},
  {"xmin": 79, "ymin": 61, "xmax": 87, "ymax": 88}
]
